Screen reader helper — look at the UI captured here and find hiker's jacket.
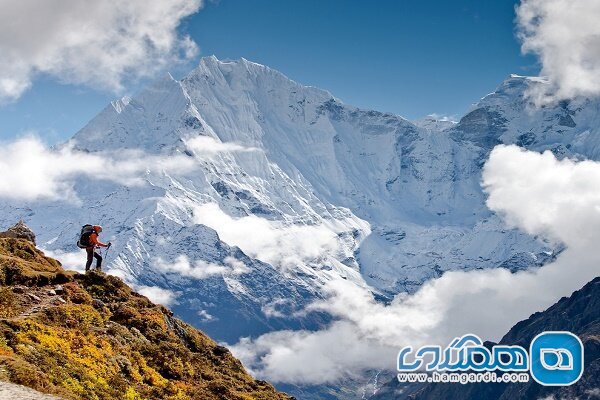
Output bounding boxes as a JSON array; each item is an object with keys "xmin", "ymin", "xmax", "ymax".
[{"xmin": 89, "ymin": 232, "xmax": 108, "ymax": 248}]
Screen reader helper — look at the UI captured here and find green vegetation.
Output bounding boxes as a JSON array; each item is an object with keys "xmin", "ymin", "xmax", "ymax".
[{"xmin": 0, "ymin": 237, "xmax": 291, "ymax": 400}]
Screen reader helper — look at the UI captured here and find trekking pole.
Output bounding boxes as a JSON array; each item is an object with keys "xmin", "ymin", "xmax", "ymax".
[{"xmin": 104, "ymin": 243, "xmax": 112, "ymax": 264}]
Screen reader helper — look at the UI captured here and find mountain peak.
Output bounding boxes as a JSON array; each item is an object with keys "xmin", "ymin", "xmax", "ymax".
[
  {"xmin": 198, "ymin": 55, "xmax": 266, "ymax": 68},
  {"xmin": 71, "ymin": 69, "xmax": 192, "ymax": 152},
  {"xmin": 196, "ymin": 55, "xmax": 267, "ymax": 74},
  {"xmin": 71, "ymin": 55, "xmax": 346, "ymax": 155},
  {"xmin": 509, "ymin": 73, "xmax": 548, "ymax": 83},
  {"xmin": 193, "ymin": 55, "xmax": 297, "ymax": 87}
]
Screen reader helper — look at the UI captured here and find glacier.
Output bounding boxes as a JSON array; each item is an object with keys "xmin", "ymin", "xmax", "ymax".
[{"xmin": 0, "ymin": 57, "xmax": 593, "ymax": 349}]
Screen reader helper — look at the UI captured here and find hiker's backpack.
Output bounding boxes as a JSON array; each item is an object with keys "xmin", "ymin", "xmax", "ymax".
[{"xmin": 77, "ymin": 224, "xmax": 95, "ymax": 248}]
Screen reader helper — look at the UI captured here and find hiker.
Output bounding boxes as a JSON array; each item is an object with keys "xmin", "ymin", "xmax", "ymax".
[{"xmin": 77, "ymin": 225, "xmax": 111, "ymax": 272}]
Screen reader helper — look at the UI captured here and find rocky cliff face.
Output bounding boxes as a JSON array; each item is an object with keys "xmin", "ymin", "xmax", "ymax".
[
  {"xmin": 0, "ymin": 236, "xmax": 290, "ymax": 400},
  {"xmin": 371, "ymin": 276, "xmax": 600, "ymax": 400}
]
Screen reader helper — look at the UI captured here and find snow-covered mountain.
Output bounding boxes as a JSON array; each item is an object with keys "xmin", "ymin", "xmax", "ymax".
[
  {"xmin": 412, "ymin": 114, "xmax": 457, "ymax": 132},
  {"xmin": 0, "ymin": 58, "xmax": 593, "ymax": 346}
]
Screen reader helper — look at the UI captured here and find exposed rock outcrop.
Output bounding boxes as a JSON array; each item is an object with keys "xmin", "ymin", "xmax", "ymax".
[{"xmin": 0, "ymin": 221, "xmax": 36, "ymax": 245}]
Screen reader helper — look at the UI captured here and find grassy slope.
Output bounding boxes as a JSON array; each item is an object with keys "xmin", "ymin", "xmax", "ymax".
[{"xmin": 0, "ymin": 238, "xmax": 291, "ymax": 400}]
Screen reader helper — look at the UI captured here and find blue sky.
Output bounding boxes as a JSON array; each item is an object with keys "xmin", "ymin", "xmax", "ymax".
[{"xmin": 0, "ymin": 0, "xmax": 538, "ymax": 143}]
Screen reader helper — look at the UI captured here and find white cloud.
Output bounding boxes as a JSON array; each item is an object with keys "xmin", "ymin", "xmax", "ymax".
[
  {"xmin": 0, "ymin": 136, "xmax": 197, "ymax": 202},
  {"xmin": 233, "ymin": 320, "xmax": 391, "ymax": 384},
  {"xmin": 0, "ymin": 0, "xmax": 202, "ymax": 102},
  {"xmin": 197, "ymin": 309, "xmax": 216, "ymax": 322},
  {"xmin": 193, "ymin": 203, "xmax": 342, "ymax": 269},
  {"xmin": 261, "ymin": 298, "xmax": 294, "ymax": 318},
  {"xmin": 0, "ymin": 132, "xmax": 267, "ymax": 202},
  {"xmin": 224, "ymin": 256, "xmax": 252, "ymax": 275},
  {"xmin": 516, "ymin": 0, "xmax": 600, "ymax": 103},
  {"xmin": 231, "ymin": 145, "xmax": 600, "ymax": 384},
  {"xmin": 185, "ymin": 136, "xmax": 260, "ymax": 156},
  {"xmin": 135, "ymin": 285, "xmax": 178, "ymax": 307},
  {"xmin": 41, "ymin": 248, "xmax": 86, "ymax": 272},
  {"xmin": 154, "ymin": 254, "xmax": 250, "ymax": 279}
]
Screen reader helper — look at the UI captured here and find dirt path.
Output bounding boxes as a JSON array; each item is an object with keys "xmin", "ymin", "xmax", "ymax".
[
  {"xmin": 0, "ymin": 381, "xmax": 61, "ymax": 399},
  {"xmin": 11, "ymin": 285, "xmax": 67, "ymax": 321},
  {"xmin": 0, "ymin": 287, "xmax": 68, "ymax": 399}
]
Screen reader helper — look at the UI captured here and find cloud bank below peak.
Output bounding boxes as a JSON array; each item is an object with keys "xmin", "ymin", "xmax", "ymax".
[
  {"xmin": 0, "ymin": 136, "xmax": 205, "ymax": 202},
  {"xmin": 0, "ymin": 133, "xmax": 267, "ymax": 202},
  {"xmin": 232, "ymin": 145, "xmax": 600, "ymax": 384}
]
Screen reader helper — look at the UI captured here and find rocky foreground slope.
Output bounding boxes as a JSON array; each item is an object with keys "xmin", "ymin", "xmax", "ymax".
[
  {"xmin": 0, "ymin": 235, "xmax": 290, "ymax": 400},
  {"xmin": 371, "ymin": 276, "xmax": 600, "ymax": 400}
]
